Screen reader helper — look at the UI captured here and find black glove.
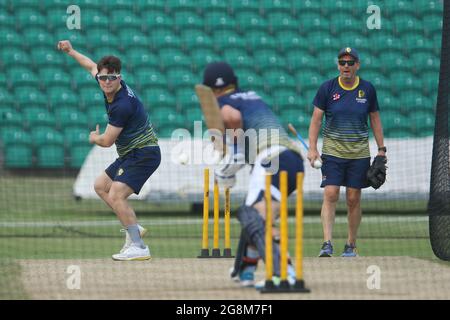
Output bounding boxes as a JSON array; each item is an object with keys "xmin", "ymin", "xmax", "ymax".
[{"xmin": 367, "ymin": 155, "xmax": 387, "ymax": 189}]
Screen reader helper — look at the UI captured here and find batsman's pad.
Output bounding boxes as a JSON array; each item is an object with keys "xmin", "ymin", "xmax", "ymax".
[
  {"xmin": 236, "ymin": 205, "xmax": 281, "ymax": 276},
  {"xmin": 367, "ymin": 155, "xmax": 387, "ymax": 189},
  {"xmin": 230, "ymin": 229, "xmax": 259, "ymax": 278}
]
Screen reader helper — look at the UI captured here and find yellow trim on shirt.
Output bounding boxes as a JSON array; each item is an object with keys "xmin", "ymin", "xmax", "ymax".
[{"xmin": 338, "ymin": 76, "xmax": 360, "ymax": 91}]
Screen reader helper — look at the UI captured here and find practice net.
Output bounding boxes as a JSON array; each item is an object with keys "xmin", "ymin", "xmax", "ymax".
[{"xmin": 0, "ymin": 0, "xmax": 449, "ymax": 301}]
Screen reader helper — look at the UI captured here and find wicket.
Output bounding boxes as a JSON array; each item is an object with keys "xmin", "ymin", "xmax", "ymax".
[
  {"xmin": 260, "ymin": 171, "xmax": 310, "ymax": 293},
  {"xmin": 198, "ymin": 168, "xmax": 234, "ymax": 258}
]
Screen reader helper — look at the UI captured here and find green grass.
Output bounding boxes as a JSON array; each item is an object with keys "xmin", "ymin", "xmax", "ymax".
[{"xmin": 0, "ymin": 175, "xmax": 439, "ymax": 264}]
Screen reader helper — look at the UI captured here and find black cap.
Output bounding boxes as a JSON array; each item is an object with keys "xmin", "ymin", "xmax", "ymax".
[
  {"xmin": 338, "ymin": 47, "xmax": 359, "ymax": 61},
  {"xmin": 203, "ymin": 62, "xmax": 238, "ymax": 89}
]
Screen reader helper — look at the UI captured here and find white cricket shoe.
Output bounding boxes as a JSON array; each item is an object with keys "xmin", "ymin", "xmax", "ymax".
[
  {"xmin": 112, "ymin": 245, "xmax": 152, "ymax": 261},
  {"xmin": 120, "ymin": 225, "xmax": 148, "ymax": 254}
]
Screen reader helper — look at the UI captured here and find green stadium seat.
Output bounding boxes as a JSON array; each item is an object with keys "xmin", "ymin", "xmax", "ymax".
[
  {"xmin": 36, "ymin": 144, "xmax": 65, "ymax": 168},
  {"xmin": 159, "ymin": 49, "xmax": 192, "ymax": 70},
  {"xmin": 0, "ymin": 9, "xmax": 16, "ymax": 28},
  {"xmin": 244, "ymin": 31, "xmax": 277, "ymax": 52},
  {"xmin": 166, "ymin": 67, "xmax": 197, "ymax": 89},
  {"xmin": 87, "ymin": 108, "xmax": 108, "ymax": 131},
  {"xmin": 200, "ymin": 0, "xmax": 228, "ymax": 12},
  {"xmin": 79, "ymin": 87, "xmax": 106, "ymax": 109},
  {"xmin": 260, "ymin": 0, "xmax": 293, "ymax": 15},
  {"xmin": 239, "ymin": 71, "xmax": 264, "ymax": 92},
  {"xmin": 392, "ymin": 14, "xmax": 424, "ymax": 35},
  {"xmin": 54, "ymin": 107, "xmax": 89, "ymax": 130},
  {"xmin": 401, "ymin": 34, "xmax": 435, "ymax": 54},
  {"xmin": 80, "ymin": 9, "xmax": 109, "ymax": 29},
  {"xmin": 292, "ymin": 1, "xmax": 322, "ymax": 15},
  {"xmin": 382, "ymin": 51, "xmax": 412, "ymax": 73},
  {"xmin": 285, "ymin": 52, "xmax": 315, "ymax": 72},
  {"xmin": 135, "ymin": 68, "xmax": 167, "ymax": 89},
  {"xmin": 190, "ymin": 48, "xmax": 221, "ymax": 72},
  {"xmin": 381, "ymin": 110, "xmax": 409, "ymax": 132},
  {"xmin": 30, "ymin": 47, "xmax": 65, "ymax": 67},
  {"xmin": 280, "ymin": 109, "xmax": 311, "ymax": 133},
  {"xmin": 54, "ymin": 30, "xmax": 87, "ymax": 51},
  {"xmin": 23, "ymin": 108, "xmax": 55, "ymax": 129},
  {"xmin": 384, "ymin": 1, "xmax": 417, "ymax": 17},
  {"xmin": 409, "ymin": 110, "xmax": 435, "ymax": 137},
  {"xmin": 173, "ymin": 10, "xmax": 204, "ymax": 31},
  {"xmin": 410, "ymin": 52, "xmax": 440, "ymax": 74},
  {"xmin": 183, "ymin": 107, "xmax": 204, "ymax": 126},
  {"xmin": 126, "ymin": 48, "xmax": 160, "ymax": 70},
  {"xmin": 68, "ymin": 145, "xmax": 92, "ymax": 168},
  {"xmin": 46, "ymin": 8, "xmax": 69, "ymax": 31},
  {"xmin": 117, "ymin": 28, "xmax": 150, "ymax": 49},
  {"xmin": 47, "ymin": 86, "xmax": 80, "ymax": 110},
  {"xmin": 39, "ymin": 67, "xmax": 72, "ymax": 87},
  {"xmin": 70, "ymin": 69, "xmax": 96, "ymax": 90},
  {"xmin": 421, "ymin": 70, "xmax": 439, "ymax": 95},
  {"xmin": 235, "ymin": 11, "xmax": 268, "ymax": 33},
  {"xmin": 179, "ymin": 29, "xmax": 213, "ymax": 50},
  {"xmin": 148, "ymin": 30, "xmax": 180, "ymax": 49},
  {"xmin": 212, "ymin": 30, "xmax": 246, "ymax": 52},
  {"xmin": 14, "ymin": 86, "xmax": 48, "ymax": 109},
  {"xmin": 223, "ymin": 48, "xmax": 254, "ymax": 70},
  {"xmin": 342, "ymin": 33, "xmax": 372, "ymax": 53},
  {"xmin": 0, "ymin": 126, "xmax": 31, "ymax": 147},
  {"xmin": 262, "ymin": 71, "xmax": 296, "ymax": 92},
  {"xmin": 175, "ymin": 88, "xmax": 199, "ymax": 109},
  {"xmin": 31, "ymin": 126, "xmax": 64, "ymax": 147},
  {"xmin": 391, "ymin": 71, "xmax": 422, "ymax": 91},
  {"xmin": 113, "ymin": 9, "xmax": 142, "ymax": 30},
  {"xmin": 4, "ymin": 145, "xmax": 33, "ymax": 168},
  {"xmin": 306, "ymin": 31, "xmax": 334, "ymax": 52},
  {"xmin": 321, "ymin": 0, "xmax": 357, "ymax": 15},
  {"xmin": 22, "ymin": 28, "xmax": 54, "ymax": 48},
  {"xmin": 275, "ymin": 31, "xmax": 307, "ymax": 52},
  {"xmin": 85, "ymin": 28, "xmax": 120, "ymax": 48},
  {"xmin": 0, "ymin": 107, "xmax": 23, "ymax": 130},
  {"xmin": 108, "ymin": 0, "xmax": 134, "ymax": 10},
  {"xmin": 15, "ymin": 8, "xmax": 47, "ymax": 29},
  {"xmin": 0, "ymin": 70, "xmax": 6, "ymax": 88},
  {"xmin": 228, "ymin": 0, "xmax": 260, "ymax": 14},
  {"xmin": 0, "ymin": 28, "xmax": 22, "ymax": 50},
  {"xmin": 93, "ymin": 47, "xmax": 123, "ymax": 61},
  {"xmin": 272, "ymin": 89, "xmax": 301, "ymax": 110},
  {"xmin": 7, "ymin": 67, "xmax": 39, "ymax": 88},
  {"xmin": 329, "ymin": 12, "xmax": 361, "ymax": 34},
  {"xmin": 294, "ymin": 70, "xmax": 322, "ymax": 91},
  {"xmin": 204, "ymin": 11, "xmax": 236, "ymax": 33},
  {"xmin": 254, "ymin": 49, "xmax": 287, "ymax": 72},
  {"xmin": 165, "ymin": 0, "xmax": 199, "ymax": 12},
  {"xmin": 368, "ymin": 33, "xmax": 403, "ymax": 55},
  {"xmin": 0, "ymin": 48, "xmax": 31, "ymax": 68},
  {"xmin": 400, "ymin": 92, "xmax": 435, "ymax": 114},
  {"xmin": 141, "ymin": 88, "xmax": 176, "ymax": 110},
  {"xmin": 297, "ymin": 12, "xmax": 330, "ymax": 32},
  {"xmin": 422, "ymin": 12, "xmax": 443, "ymax": 36},
  {"xmin": 63, "ymin": 127, "xmax": 89, "ymax": 147},
  {"xmin": 266, "ymin": 12, "xmax": 298, "ymax": 33},
  {"xmin": 152, "ymin": 107, "xmax": 186, "ymax": 128},
  {"xmin": 141, "ymin": 9, "xmax": 173, "ymax": 32},
  {"xmin": 376, "ymin": 91, "xmax": 398, "ymax": 111},
  {"xmin": 0, "ymin": 88, "xmax": 14, "ymax": 105}
]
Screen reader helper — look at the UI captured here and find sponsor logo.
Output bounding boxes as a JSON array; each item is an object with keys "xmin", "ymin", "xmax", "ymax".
[
  {"xmin": 333, "ymin": 93, "xmax": 341, "ymax": 101},
  {"xmin": 117, "ymin": 168, "xmax": 124, "ymax": 176}
]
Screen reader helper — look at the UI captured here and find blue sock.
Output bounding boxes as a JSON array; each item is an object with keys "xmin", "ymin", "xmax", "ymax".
[
  {"xmin": 242, "ymin": 247, "xmax": 259, "ymax": 274},
  {"xmin": 127, "ymin": 224, "xmax": 145, "ymax": 249}
]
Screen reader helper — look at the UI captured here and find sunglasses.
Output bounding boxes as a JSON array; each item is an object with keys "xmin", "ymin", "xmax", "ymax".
[
  {"xmin": 97, "ymin": 74, "xmax": 120, "ymax": 81},
  {"xmin": 338, "ymin": 60, "xmax": 356, "ymax": 66}
]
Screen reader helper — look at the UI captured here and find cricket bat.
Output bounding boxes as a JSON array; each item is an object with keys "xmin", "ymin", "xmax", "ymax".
[{"xmin": 195, "ymin": 84, "xmax": 227, "ymax": 158}]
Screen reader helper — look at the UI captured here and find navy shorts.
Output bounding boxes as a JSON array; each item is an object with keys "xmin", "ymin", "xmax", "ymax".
[
  {"xmin": 105, "ymin": 146, "xmax": 161, "ymax": 194},
  {"xmin": 320, "ymin": 154, "xmax": 370, "ymax": 189}
]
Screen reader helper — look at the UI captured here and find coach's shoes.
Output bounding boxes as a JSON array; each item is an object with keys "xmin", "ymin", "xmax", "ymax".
[
  {"xmin": 120, "ymin": 225, "xmax": 148, "ymax": 254},
  {"xmin": 341, "ymin": 243, "xmax": 358, "ymax": 257},
  {"xmin": 112, "ymin": 244, "xmax": 152, "ymax": 261},
  {"xmin": 318, "ymin": 240, "xmax": 333, "ymax": 257}
]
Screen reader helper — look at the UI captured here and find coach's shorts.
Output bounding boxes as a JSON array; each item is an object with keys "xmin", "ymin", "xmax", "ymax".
[
  {"xmin": 105, "ymin": 146, "xmax": 161, "ymax": 194},
  {"xmin": 320, "ymin": 154, "xmax": 370, "ymax": 189},
  {"xmin": 245, "ymin": 146, "xmax": 304, "ymax": 206}
]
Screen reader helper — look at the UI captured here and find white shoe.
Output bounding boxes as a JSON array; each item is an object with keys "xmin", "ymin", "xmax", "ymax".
[
  {"xmin": 120, "ymin": 225, "xmax": 148, "ymax": 254},
  {"xmin": 112, "ymin": 245, "xmax": 151, "ymax": 261}
]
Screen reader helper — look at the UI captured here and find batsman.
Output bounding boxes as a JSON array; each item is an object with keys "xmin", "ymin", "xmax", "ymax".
[{"xmin": 198, "ymin": 62, "xmax": 304, "ymax": 288}]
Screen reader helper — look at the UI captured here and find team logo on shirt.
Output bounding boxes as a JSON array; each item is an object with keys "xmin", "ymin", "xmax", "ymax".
[
  {"xmin": 332, "ymin": 93, "xmax": 340, "ymax": 101},
  {"xmin": 356, "ymin": 90, "xmax": 367, "ymax": 103},
  {"xmin": 117, "ymin": 168, "xmax": 124, "ymax": 176}
]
